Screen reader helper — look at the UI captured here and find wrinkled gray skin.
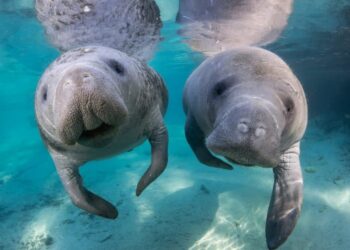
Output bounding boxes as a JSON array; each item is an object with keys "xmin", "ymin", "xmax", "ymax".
[
  {"xmin": 177, "ymin": 0, "xmax": 293, "ymax": 56},
  {"xmin": 35, "ymin": 46, "xmax": 168, "ymax": 219},
  {"xmin": 183, "ymin": 47, "xmax": 307, "ymax": 250},
  {"xmin": 35, "ymin": 0, "xmax": 162, "ymax": 61}
]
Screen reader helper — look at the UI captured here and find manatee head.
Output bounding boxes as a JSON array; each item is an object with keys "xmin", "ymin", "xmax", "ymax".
[
  {"xmin": 200, "ymin": 48, "xmax": 306, "ymax": 168},
  {"xmin": 35, "ymin": 47, "xmax": 139, "ymax": 148},
  {"xmin": 206, "ymin": 80, "xmax": 291, "ymax": 167}
]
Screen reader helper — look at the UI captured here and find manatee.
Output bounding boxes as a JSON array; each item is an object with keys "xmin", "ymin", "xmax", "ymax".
[
  {"xmin": 35, "ymin": 0, "xmax": 162, "ymax": 61},
  {"xmin": 183, "ymin": 47, "xmax": 308, "ymax": 249},
  {"xmin": 176, "ymin": 0, "xmax": 293, "ymax": 56},
  {"xmin": 35, "ymin": 46, "xmax": 168, "ymax": 219}
]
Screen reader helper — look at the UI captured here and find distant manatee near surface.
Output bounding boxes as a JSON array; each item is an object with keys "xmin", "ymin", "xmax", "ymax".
[
  {"xmin": 35, "ymin": 0, "xmax": 162, "ymax": 61},
  {"xmin": 176, "ymin": 0, "xmax": 293, "ymax": 55},
  {"xmin": 35, "ymin": 46, "xmax": 169, "ymax": 219}
]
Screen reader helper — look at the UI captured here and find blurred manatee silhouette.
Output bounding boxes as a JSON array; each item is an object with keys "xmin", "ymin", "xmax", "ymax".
[
  {"xmin": 177, "ymin": 0, "xmax": 293, "ymax": 56},
  {"xmin": 35, "ymin": 0, "xmax": 162, "ymax": 61}
]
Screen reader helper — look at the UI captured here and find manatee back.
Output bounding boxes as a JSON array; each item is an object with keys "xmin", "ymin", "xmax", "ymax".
[
  {"xmin": 177, "ymin": 0, "xmax": 240, "ymax": 22},
  {"xmin": 35, "ymin": 0, "xmax": 162, "ymax": 61},
  {"xmin": 177, "ymin": 0, "xmax": 293, "ymax": 56}
]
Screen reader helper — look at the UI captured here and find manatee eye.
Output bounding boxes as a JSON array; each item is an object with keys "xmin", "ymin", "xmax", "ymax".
[
  {"xmin": 42, "ymin": 86, "xmax": 48, "ymax": 102},
  {"xmin": 108, "ymin": 60, "xmax": 125, "ymax": 75},
  {"xmin": 284, "ymin": 98, "xmax": 294, "ymax": 114},
  {"xmin": 214, "ymin": 82, "xmax": 228, "ymax": 96},
  {"xmin": 212, "ymin": 76, "xmax": 237, "ymax": 97}
]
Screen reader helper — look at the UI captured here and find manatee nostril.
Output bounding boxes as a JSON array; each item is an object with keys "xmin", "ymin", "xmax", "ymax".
[
  {"xmin": 82, "ymin": 73, "xmax": 91, "ymax": 79},
  {"xmin": 237, "ymin": 122, "xmax": 249, "ymax": 133},
  {"xmin": 255, "ymin": 126, "xmax": 266, "ymax": 137}
]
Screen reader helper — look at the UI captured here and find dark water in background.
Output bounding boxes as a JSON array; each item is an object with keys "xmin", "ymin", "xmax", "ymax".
[
  {"xmin": 266, "ymin": 0, "xmax": 350, "ymax": 118},
  {"xmin": 0, "ymin": 0, "xmax": 349, "ymax": 250}
]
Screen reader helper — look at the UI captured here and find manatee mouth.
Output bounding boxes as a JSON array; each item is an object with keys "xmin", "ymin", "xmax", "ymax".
[
  {"xmin": 80, "ymin": 123, "xmax": 114, "ymax": 140},
  {"xmin": 207, "ymin": 137, "xmax": 280, "ymax": 168},
  {"xmin": 221, "ymin": 148, "xmax": 280, "ymax": 168},
  {"xmin": 225, "ymin": 156, "xmax": 255, "ymax": 167},
  {"xmin": 78, "ymin": 123, "xmax": 116, "ymax": 147}
]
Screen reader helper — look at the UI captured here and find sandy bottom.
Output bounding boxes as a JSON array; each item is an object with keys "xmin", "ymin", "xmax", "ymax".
[{"xmin": 0, "ymin": 115, "xmax": 349, "ymax": 250}]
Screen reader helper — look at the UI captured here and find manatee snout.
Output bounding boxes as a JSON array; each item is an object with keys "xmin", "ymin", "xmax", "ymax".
[
  {"xmin": 54, "ymin": 67, "xmax": 128, "ymax": 147},
  {"xmin": 207, "ymin": 103, "xmax": 281, "ymax": 167}
]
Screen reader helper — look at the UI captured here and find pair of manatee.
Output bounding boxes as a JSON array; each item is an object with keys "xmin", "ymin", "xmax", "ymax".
[{"xmin": 34, "ymin": 0, "xmax": 307, "ymax": 249}]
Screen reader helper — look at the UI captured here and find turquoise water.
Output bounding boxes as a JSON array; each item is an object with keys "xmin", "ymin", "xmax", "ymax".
[{"xmin": 0, "ymin": 1, "xmax": 349, "ymax": 249}]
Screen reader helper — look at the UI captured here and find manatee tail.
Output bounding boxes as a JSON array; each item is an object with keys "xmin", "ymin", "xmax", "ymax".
[
  {"xmin": 266, "ymin": 143, "xmax": 303, "ymax": 250},
  {"xmin": 54, "ymin": 78, "xmax": 128, "ymax": 146}
]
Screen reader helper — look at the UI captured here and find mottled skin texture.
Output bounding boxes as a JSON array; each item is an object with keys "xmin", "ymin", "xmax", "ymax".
[
  {"xmin": 35, "ymin": 0, "xmax": 162, "ymax": 61},
  {"xmin": 177, "ymin": 0, "xmax": 293, "ymax": 56},
  {"xmin": 35, "ymin": 46, "xmax": 168, "ymax": 219},
  {"xmin": 183, "ymin": 47, "xmax": 307, "ymax": 249}
]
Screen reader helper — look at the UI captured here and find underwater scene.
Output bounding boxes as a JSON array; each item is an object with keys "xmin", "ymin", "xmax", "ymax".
[{"xmin": 0, "ymin": 0, "xmax": 350, "ymax": 249}]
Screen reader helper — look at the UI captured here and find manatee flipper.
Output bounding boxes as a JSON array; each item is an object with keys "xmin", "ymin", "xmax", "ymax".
[
  {"xmin": 185, "ymin": 115, "xmax": 233, "ymax": 170},
  {"xmin": 52, "ymin": 153, "xmax": 118, "ymax": 219},
  {"xmin": 266, "ymin": 142, "xmax": 303, "ymax": 250},
  {"xmin": 136, "ymin": 109, "xmax": 168, "ymax": 196}
]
